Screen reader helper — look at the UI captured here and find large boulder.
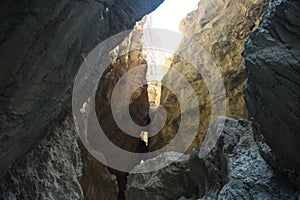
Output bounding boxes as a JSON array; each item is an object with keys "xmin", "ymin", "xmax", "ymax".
[{"xmin": 125, "ymin": 152, "xmax": 198, "ymax": 200}]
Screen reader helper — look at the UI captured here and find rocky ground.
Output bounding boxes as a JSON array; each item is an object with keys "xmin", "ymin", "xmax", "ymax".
[{"xmin": 126, "ymin": 117, "xmax": 299, "ymax": 200}]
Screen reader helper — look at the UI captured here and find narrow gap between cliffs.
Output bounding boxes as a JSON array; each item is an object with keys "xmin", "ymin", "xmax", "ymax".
[{"xmin": 115, "ymin": 1, "xmax": 199, "ymax": 199}]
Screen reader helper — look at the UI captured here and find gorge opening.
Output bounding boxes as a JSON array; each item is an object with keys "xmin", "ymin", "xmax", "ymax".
[{"xmin": 97, "ymin": 1, "xmax": 200, "ymax": 199}]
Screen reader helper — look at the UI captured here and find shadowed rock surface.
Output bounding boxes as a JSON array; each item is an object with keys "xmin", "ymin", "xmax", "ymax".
[
  {"xmin": 126, "ymin": 117, "xmax": 299, "ymax": 200},
  {"xmin": 79, "ymin": 141, "xmax": 119, "ymax": 200},
  {"xmin": 243, "ymin": 0, "xmax": 300, "ymax": 173},
  {"xmin": 94, "ymin": 18, "xmax": 151, "ymax": 199},
  {"xmin": 0, "ymin": 114, "xmax": 84, "ymax": 199},
  {"xmin": 0, "ymin": 0, "xmax": 163, "ymax": 199},
  {"xmin": 0, "ymin": 0, "xmax": 163, "ymax": 178},
  {"xmin": 125, "ymin": 152, "xmax": 198, "ymax": 200}
]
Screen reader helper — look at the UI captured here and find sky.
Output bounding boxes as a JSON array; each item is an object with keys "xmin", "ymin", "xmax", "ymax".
[
  {"xmin": 143, "ymin": 0, "xmax": 199, "ymax": 81},
  {"xmin": 148, "ymin": 0, "xmax": 199, "ymax": 32}
]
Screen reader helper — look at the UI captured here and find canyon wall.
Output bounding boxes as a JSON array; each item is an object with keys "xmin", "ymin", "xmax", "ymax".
[
  {"xmin": 94, "ymin": 18, "xmax": 150, "ymax": 199},
  {"xmin": 0, "ymin": 0, "xmax": 163, "ymax": 178},
  {"xmin": 150, "ymin": 0, "xmax": 269, "ymax": 151},
  {"xmin": 0, "ymin": 0, "xmax": 163, "ymax": 199},
  {"xmin": 243, "ymin": 0, "xmax": 300, "ymax": 173},
  {"xmin": 125, "ymin": 1, "xmax": 300, "ymax": 199},
  {"xmin": 0, "ymin": 114, "xmax": 85, "ymax": 199}
]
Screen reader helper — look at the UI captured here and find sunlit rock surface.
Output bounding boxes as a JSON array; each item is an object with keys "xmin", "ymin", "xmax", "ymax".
[
  {"xmin": 243, "ymin": 0, "xmax": 300, "ymax": 173},
  {"xmin": 127, "ymin": 117, "xmax": 298, "ymax": 200},
  {"xmin": 150, "ymin": 0, "xmax": 269, "ymax": 151}
]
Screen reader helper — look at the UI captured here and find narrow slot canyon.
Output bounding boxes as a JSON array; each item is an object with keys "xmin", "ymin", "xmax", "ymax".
[{"xmin": 0, "ymin": 0, "xmax": 300, "ymax": 199}]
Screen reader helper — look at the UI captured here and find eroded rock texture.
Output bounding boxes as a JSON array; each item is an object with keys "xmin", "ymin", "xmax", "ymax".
[
  {"xmin": 0, "ymin": 0, "xmax": 163, "ymax": 178},
  {"xmin": 150, "ymin": 0, "xmax": 269, "ymax": 151},
  {"xmin": 79, "ymin": 142, "xmax": 119, "ymax": 200},
  {"xmin": 126, "ymin": 117, "xmax": 298, "ymax": 200},
  {"xmin": 125, "ymin": 152, "xmax": 198, "ymax": 200},
  {"xmin": 94, "ymin": 18, "xmax": 151, "ymax": 199},
  {"xmin": 0, "ymin": 114, "xmax": 84, "ymax": 199},
  {"xmin": 0, "ymin": 0, "xmax": 163, "ymax": 199},
  {"xmin": 195, "ymin": 117, "xmax": 297, "ymax": 199},
  {"xmin": 243, "ymin": 0, "xmax": 300, "ymax": 173},
  {"xmin": 96, "ymin": 18, "xmax": 149, "ymax": 155}
]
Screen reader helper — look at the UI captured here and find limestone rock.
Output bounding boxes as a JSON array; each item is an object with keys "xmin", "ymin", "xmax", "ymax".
[
  {"xmin": 79, "ymin": 143, "xmax": 119, "ymax": 200},
  {"xmin": 95, "ymin": 18, "xmax": 149, "ymax": 156},
  {"xmin": 243, "ymin": 0, "xmax": 300, "ymax": 172},
  {"xmin": 127, "ymin": 117, "xmax": 298, "ymax": 200},
  {"xmin": 0, "ymin": 0, "xmax": 163, "ymax": 178},
  {"xmin": 150, "ymin": 0, "xmax": 269, "ymax": 151},
  {"xmin": 125, "ymin": 152, "xmax": 198, "ymax": 200},
  {"xmin": 0, "ymin": 114, "xmax": 84, "ymax": 199},
  {"xmin": 0, "ymin": 0, "xmax": 164, "ymax": 198},
  {"xmin": 93, "ymin": 18, "xmax": 151, "ymax": 198},
  {"xmin": 196, "ymin": 117, "xmax": 297, "ymax": 199}
]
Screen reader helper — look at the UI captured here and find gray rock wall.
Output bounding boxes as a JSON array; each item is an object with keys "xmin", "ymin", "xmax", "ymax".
[
  {"xmin": 0, "ymin": 114, "xmax": 84, "ymax": 199},
  {"xmin": 243, "ymin": 0, "xmax": 300, "ymax": 172},
  {"xmin": 126, "ymin": 117, "xmax": 298, "ymax": 199},
  {"xmin": 0, "ymin": 0, "xmax": 163, "ymax": 177}
]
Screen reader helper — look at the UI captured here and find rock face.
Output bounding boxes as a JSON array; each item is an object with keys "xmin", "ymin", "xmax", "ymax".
[
  {"xmin": 150, "ymin": 0, "xmax": 269, "ymax": 151},
  {"xmin": 0, "ymin": 0, "xmax": 163, "ymax": 178},
  {"xmin": 94, "ymin": 18, "xmax": 151, "ymax": 199},
  {"xmin": 0, "ymin": 114, "xmax": 84, "ymax": 199},
  {"xmin": 0, "ymin": 0, "xmax": 164, "ymax": 198},
  {"xmin": 79, "ymin": 142, "xmax": 119, "ymax": 200},
  {"xmin": 96, "ymin": 18, "xmax": 149, "ymax": 155},
  {"xmin": 126, "ymin": 117, "xmax": 298, "ymax": 199},
  {"xmin": 243, "ymin": 0, "xmax": 300, "ymax": 173},
  {"xmin": 125, "ymin": 152, "xmax": 198, "ymax": 200},
  {"xmin": 0, "ymin": 112, "xmax": 120, "ymax": 199},
  {"xmin": 196, "ymin": 117, "xmax": 297, "ymax": 199}
]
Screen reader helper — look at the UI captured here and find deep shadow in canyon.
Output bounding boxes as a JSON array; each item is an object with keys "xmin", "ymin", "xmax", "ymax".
[{"xmin": 0, "ymin": 0, "xmax": 300, "ymax": 199}]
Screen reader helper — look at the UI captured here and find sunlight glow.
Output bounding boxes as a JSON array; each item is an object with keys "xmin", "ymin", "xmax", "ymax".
[
  {"xmin": 143, "ymin": 0, "xmax": 199, "ymax": 81},
  {"xmin": 148, "ymin": 0, "xmax": 199, "ymax": 33}
]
